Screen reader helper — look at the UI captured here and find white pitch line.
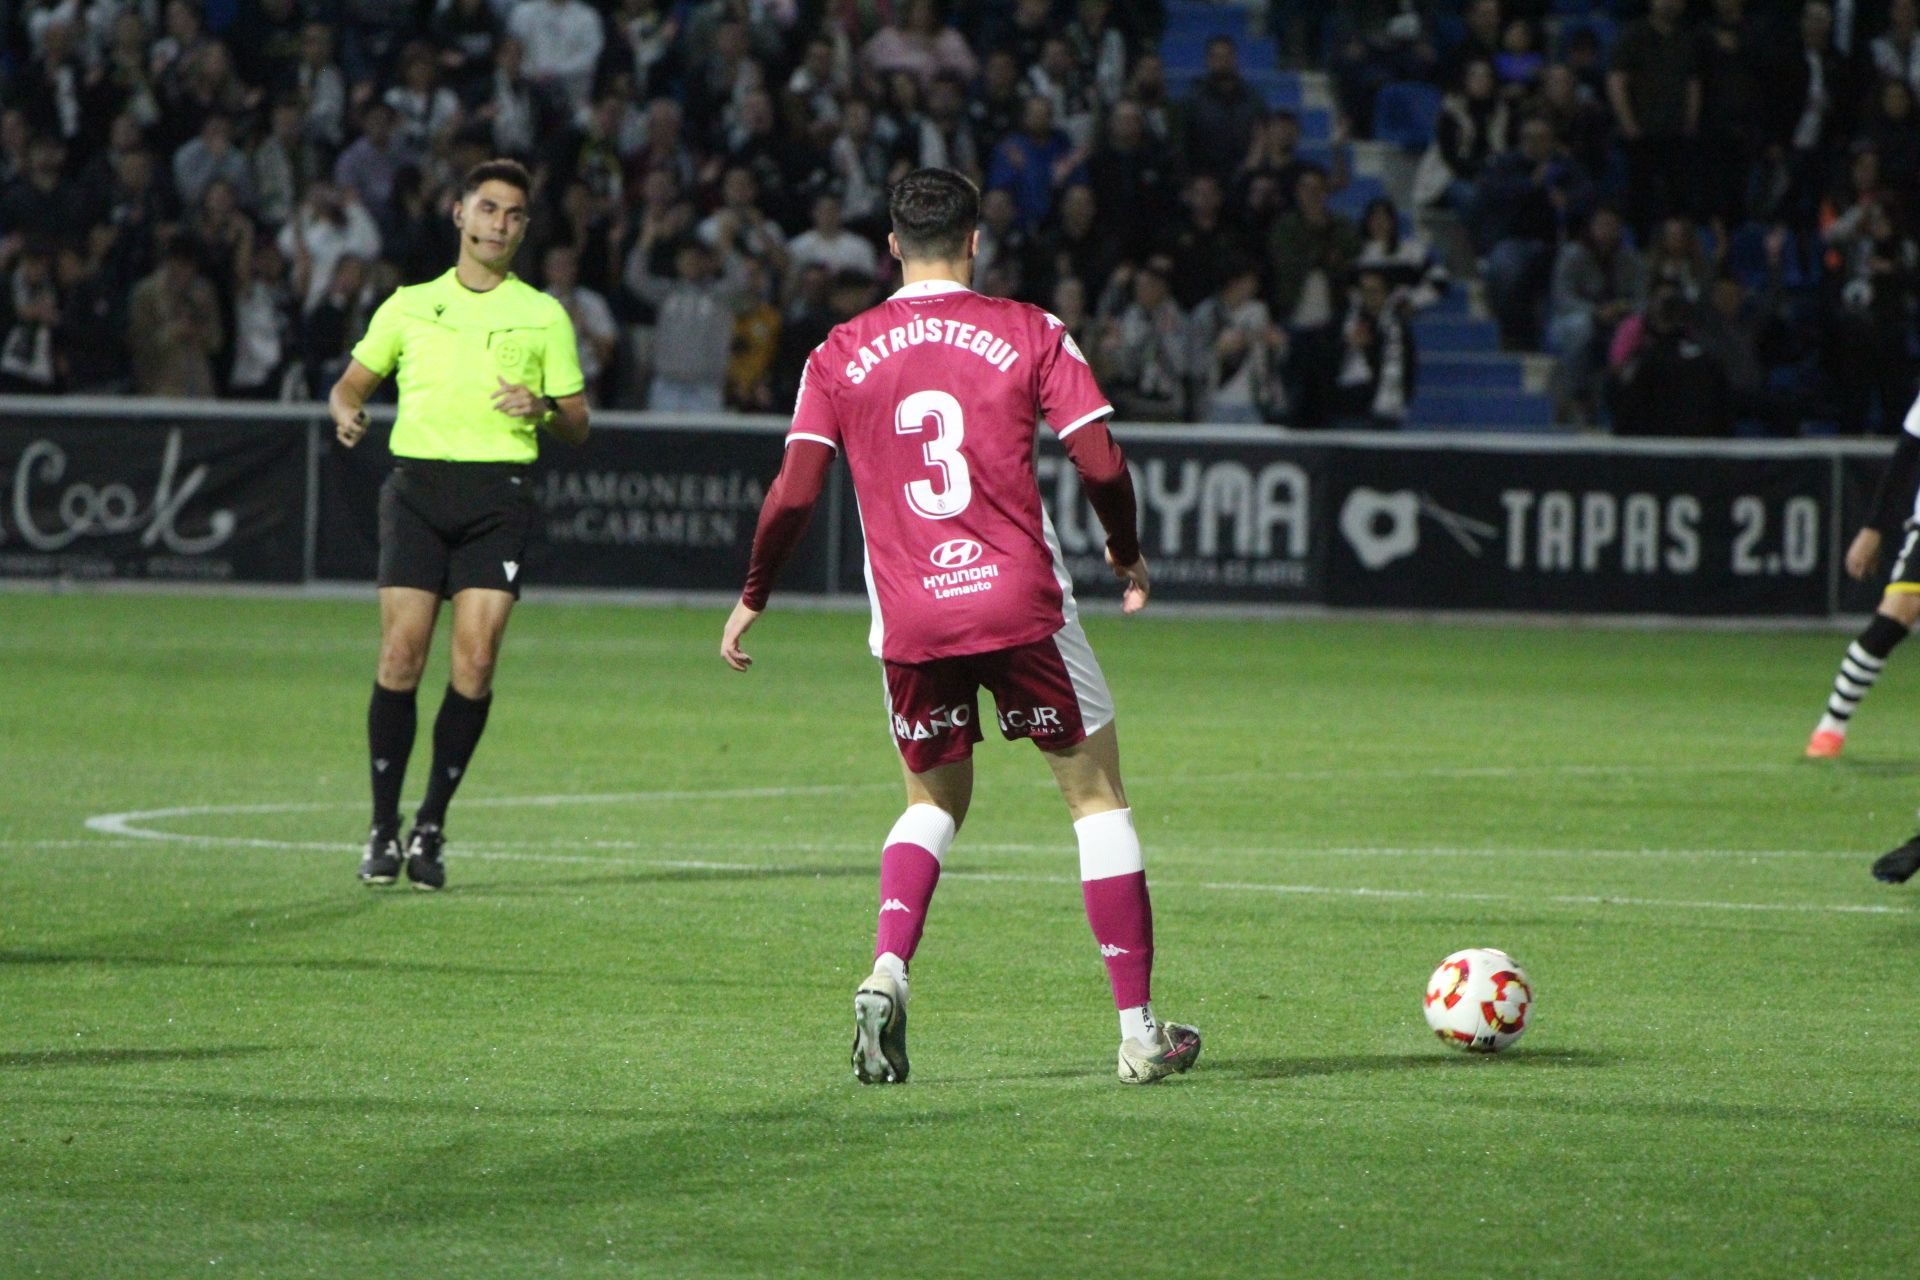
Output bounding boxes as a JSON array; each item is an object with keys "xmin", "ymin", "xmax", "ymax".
[
  {"xmin": 80, "ymin": 783, "xmax": 900, "ymax": 841},
  {"xmin": 938, "ymin": 871, "xmax": 1906, "ymax": 917},
  {"xmin": 52, "ymin": 823, "xmax": 1909, "ymax": 919}
]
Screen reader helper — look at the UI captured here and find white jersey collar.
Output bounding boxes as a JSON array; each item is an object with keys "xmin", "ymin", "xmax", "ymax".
[{"xmin": 890, "ymin": 279, "xmax": 973, "ymax": 300}]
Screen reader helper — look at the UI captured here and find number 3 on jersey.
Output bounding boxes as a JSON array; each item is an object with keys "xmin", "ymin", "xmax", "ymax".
[{"xmin": 895, "ymin": 390, "xmax": 972, "ymax": 520}]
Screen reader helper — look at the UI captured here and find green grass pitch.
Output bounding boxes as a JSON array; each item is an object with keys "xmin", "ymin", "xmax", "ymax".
[{"xmin": 3, "ymin": 593, "xmax": 1919, "ymax": 1278}]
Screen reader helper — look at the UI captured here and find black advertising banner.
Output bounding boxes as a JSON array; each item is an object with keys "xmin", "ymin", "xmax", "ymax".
[
  {"xmin": 1, "ymin": 406, "xmax": 1895, "ymax": 619},
  {"xmin": 1322, "ymin": 448, "xmax": 1834, "ymax": 615},
  {"xmin": 835, "ymin": 436, "xmax": 1330, "ymax": 605},
  {"xmin": 1837, "ymin": 451, "xmax": 1893, "ymax": 617},
  {"xmin": 313, "ymin": 417, "xmax": 389, "ymax": 581},
  {"xmin": 317, "ymin": 423, "xmax": 829, "ymax": 593},
  {"xmin": 0, "ymin": 417, "xmax": 305, "ymax": 582}
]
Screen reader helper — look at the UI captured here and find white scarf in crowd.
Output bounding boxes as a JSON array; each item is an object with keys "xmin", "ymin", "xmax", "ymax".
[{"xmin": 1338, "ymin": 303, "xmax": 1409, "ymax": 420}]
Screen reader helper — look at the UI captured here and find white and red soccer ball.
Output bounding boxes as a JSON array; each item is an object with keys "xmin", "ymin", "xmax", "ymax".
[{"xmin": 1423, "ymin": 948, "xmax": 1533, "ymax": 1053}]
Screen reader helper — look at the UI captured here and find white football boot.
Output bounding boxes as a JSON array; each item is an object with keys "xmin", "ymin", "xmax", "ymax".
[
  {"xmin": 1117, "ymin": 1022, "xmax": 1202, "ymax": 1084},
  {"xmin": 852, "ymin": 966, "xmax": 909, "ymax": 1084}
]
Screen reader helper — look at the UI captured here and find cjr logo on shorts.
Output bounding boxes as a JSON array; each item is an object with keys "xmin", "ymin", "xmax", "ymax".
[{"xmin": 929, "ymin": 538, "xmax": 983, "ymax": 570}]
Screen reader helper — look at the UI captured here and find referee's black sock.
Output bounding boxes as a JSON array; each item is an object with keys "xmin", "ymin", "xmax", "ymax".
[
  {"xmin": 368, "ymin": 683, "xmax": 418, "ymax": 831},
  {"xmin": 416, "ymin": 685, "xmax": 492, "ymax": 828}
]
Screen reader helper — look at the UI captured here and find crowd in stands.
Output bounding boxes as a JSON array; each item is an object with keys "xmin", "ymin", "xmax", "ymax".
[
  {"xmin": 6, "ymin": 0, "xmax": 1915, "ymax": 436},
  {"xmin": 1340, "ymin": 0, "xmax": 1920, "ymax": 433},
  {"xmin": 0, "ymin": 0, "xmax": 1450, "ymax": 429}
]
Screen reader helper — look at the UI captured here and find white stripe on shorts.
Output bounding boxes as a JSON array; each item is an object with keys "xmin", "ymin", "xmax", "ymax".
[{"xmin": 1051, "ymin": 616, "xmax": 1116, "ymax": 738}]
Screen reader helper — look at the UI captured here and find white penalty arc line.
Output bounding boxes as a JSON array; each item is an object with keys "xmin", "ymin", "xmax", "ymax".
[
  {"xmin": 76, "ymin": 758, "xmax": 1817, "ymax": 847},
  {"xmin": 72, "ymin": 793, "xmax": 1910, "ymax": 919}
]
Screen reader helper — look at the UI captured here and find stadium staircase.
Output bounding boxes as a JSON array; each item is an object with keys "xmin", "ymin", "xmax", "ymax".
[{"xmin": 1160, "ymin": 0, "xmax": 1556, "ymax": 431}]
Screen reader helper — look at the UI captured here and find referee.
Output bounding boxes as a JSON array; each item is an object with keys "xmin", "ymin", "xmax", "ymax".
[{"xmin": 329, "ymin": 158, "xmax": 589, "ymax": 890}]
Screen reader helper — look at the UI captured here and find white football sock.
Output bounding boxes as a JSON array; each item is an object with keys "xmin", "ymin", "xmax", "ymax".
[
  {"xmin": 875, "ymin": 950, "xmax": 908, "ymax": 997},
  {"xmin": 1816, "ymin": 713, "xmax": 1848, "ymax": 737},
  {"xmin": 1120, "ymin": 1004, "xmax": 1158, "ymax": 1046}
]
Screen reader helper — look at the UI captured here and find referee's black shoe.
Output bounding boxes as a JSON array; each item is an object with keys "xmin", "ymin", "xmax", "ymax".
[
  {"xmin": 358, "ymin": 825, "xmax": 403, "ymax": 885},
  {"xmin": 405, "ymin": 823, "xmax": 447, "ymax": 891},
  {"xmin": 1872, "ymin": 835, "xmax": 1920, "ymax": 884}
]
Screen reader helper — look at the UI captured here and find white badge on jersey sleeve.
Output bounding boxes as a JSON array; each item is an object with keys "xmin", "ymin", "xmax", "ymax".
[{"xmin": 1044, "ymin": 311, "xmax": 1089, "ymax": 364}]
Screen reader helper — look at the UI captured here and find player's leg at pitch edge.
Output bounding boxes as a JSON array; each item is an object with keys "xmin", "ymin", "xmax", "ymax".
[
  {"xmin": 851, "ymin": 803, "xmax": 954, "ymax": 1083},
  {"xmin": 1076, "ymin": 805, "xmax": 1202, "ymax": 1084}
]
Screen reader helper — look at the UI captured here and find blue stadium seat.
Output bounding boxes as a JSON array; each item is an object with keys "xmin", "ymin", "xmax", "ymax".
[
  {"xmin": 1165, "ymin": 1, "xmax": 1252, "ymax": 42},
  {"xmin": 1412, "ymin": 314, "xmax": 1502, "ymax": 350},
  {"xmin": 1161, "ymin": 33, "xmax": 1278, "ymax": 72},
  {"xmin": 1373, "ymin": 82, "xmax": 1445, "ymax": 151},
  {"xmin": 1407, "ymin": 390, "xmax": 1556, "ymax": 430},
  {"xmin": 1329, "ymin": 175, "xmax": 1387, "ymax": 217},
  {"xmin": 1420, "ymin": 355, "xmax": 1525, "ymax": 392}
]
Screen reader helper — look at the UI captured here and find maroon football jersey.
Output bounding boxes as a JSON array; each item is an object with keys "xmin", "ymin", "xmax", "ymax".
[{"xmin": 788, "ymin": 280, "xmax": 1114, "ymax": 663}]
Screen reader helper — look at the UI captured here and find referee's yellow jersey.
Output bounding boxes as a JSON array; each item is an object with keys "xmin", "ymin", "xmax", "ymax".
[{"xmin": 352, "ymin": 269, "xmax": 586, "ymax": 463}]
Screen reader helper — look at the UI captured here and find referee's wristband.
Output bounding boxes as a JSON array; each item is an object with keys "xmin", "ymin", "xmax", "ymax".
[{"xmin": 541, "ymin": 394, "xmax": 561, "ymax": 419}]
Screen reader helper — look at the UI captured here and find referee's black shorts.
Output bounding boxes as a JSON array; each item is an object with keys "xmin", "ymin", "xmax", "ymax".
[{"xmin": 378, "ymin": 459, "xmax": 535, "ymax": 599}]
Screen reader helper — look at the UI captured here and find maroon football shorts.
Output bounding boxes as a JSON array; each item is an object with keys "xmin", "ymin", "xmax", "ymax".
[{"xmin": 881, "ymin": 618, "xmax": 1116, "ymax": 774}]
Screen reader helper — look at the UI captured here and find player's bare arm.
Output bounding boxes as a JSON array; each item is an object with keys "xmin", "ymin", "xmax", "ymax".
[
  {"xmin": 1846, "ymin": 528, "xmax": 1883, "ymax": 581},
  {"xmin": 329, "ymin": 359, "xmax": 383, "ymax": 447},
  {"xmin": 491, "ymin": 378, "xmax": 591, "ymax": 446}
]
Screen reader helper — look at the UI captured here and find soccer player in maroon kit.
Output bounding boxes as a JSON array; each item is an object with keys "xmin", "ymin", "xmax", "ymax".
[{"xmin": 720, "ymin": 169, "xmax": 1200, "ymax": 1085}]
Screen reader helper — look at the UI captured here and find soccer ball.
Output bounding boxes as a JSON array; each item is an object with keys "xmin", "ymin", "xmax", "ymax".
[{"xmin": 1423, "ymin": 948, "xmax": 1533, "ymax": 1053}]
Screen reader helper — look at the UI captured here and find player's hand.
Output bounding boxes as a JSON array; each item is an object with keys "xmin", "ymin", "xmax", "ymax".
[
  {"xmin": 1107, "ymin": 548, "xmax": 1149, "ymax": 615},
  {"xmin": 720, "ymin": 599, "xmax": 761, "ymax": 671},
  {"xmin": 1846, "ymin": 528, "xmax": 1884, "ymax": 581},
  {"xmin": 492, "ymin": 377, "xmax": 542, "ymax": 418},
  {"xmin": 334, "ymin": 408, "xmax": 368, "ymax": 447}
]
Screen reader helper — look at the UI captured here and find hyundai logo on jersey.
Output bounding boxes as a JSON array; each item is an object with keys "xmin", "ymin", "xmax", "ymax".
[{"xmin": 929, "ymin": 538, "xmax": 983, "ymax": 570}]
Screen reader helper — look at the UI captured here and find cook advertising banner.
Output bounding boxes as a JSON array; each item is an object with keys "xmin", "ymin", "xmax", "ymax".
[
  {"xmin": 0, "ymin": 416, "xmax": 306, "ymax": 583},
  {"xmin": 0, "ymin": 405, "xmax": 1896, "ymax": 620}
]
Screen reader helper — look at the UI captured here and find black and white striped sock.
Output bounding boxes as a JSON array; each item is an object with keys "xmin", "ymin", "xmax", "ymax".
[{"xmin": 1817, "ymin": 615, "xmax": 1911, "ymax": 735}]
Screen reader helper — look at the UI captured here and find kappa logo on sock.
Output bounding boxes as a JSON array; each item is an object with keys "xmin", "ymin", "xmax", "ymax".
[
  {"xmin": 374, "ymin": 759, "xmax": 389, "ymax": 773},
  {"xmin": 1100, "ymin": 944, "xmax": 1130, "ymax": 957},
  {"xmin": 880, "ymin": 898, "xmax": 911, "ymax": 914},
  {"xmin": 447, "ymin": 766, "xmax": 462, "ymax": 780}
]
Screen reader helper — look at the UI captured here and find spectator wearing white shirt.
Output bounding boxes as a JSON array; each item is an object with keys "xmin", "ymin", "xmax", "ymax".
[
  {"xmin": 507, "ymin": 0, "xmax": 604, "ymax": 112},
  {"xmin": 543, "ymin": 243, "xmax": 617, "ymax": 397},
  {"xmin": 173, "ymin": 113, "xmax": 253, "ymax": 211},
  {"xmin": 277, "ymin": 180, "xmax": 382, "ymax": 312},
  {"xmin": 1875, "ymin": 0, "xmax": 1920, "ymax": 95},
  {"xmin": 1066, "ymin": 0, "xmax": 1128, "ymax": 107},
  {"xmin": 384, "ymin": 43, "xmax": 464, "ymax": 154},
  {"xmin": 785, "ymin": 34, "xmax": 846, "ymax": 142},
  {"xmin": 859, "ymin": 0, "xmax": 978, "ymax": 89},
  {"xmin": 482, "ymin": 37, "xmax": 540, "ymax": 157},
  {"xmin": 295, "ymin": 21, "xmax": 347, "ymax": 151},
  {"xmin": 787, "ymin": 192, "xmax": 877, "ymax": 283},
  {"xmin": 696, "ymin": 166, "xmax": 789, "ymax": 273}
]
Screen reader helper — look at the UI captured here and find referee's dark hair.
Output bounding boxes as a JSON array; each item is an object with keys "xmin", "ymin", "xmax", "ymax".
[
  {"xmin": 889, "ymin": 168, "xmax": 980, "ymax": 262},
  {"xmin": 462, "ymin": 158, "xmax": 532, "ymax": 199}
]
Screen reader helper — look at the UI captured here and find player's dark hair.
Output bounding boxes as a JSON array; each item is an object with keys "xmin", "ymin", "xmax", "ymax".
[
  {"xmin": 889, "ymin": 168, "xmax": 979, "ymax": 262},
  {"xmin": 462, "ymin": 158, "xmax": 532, "ymax": 200}
]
